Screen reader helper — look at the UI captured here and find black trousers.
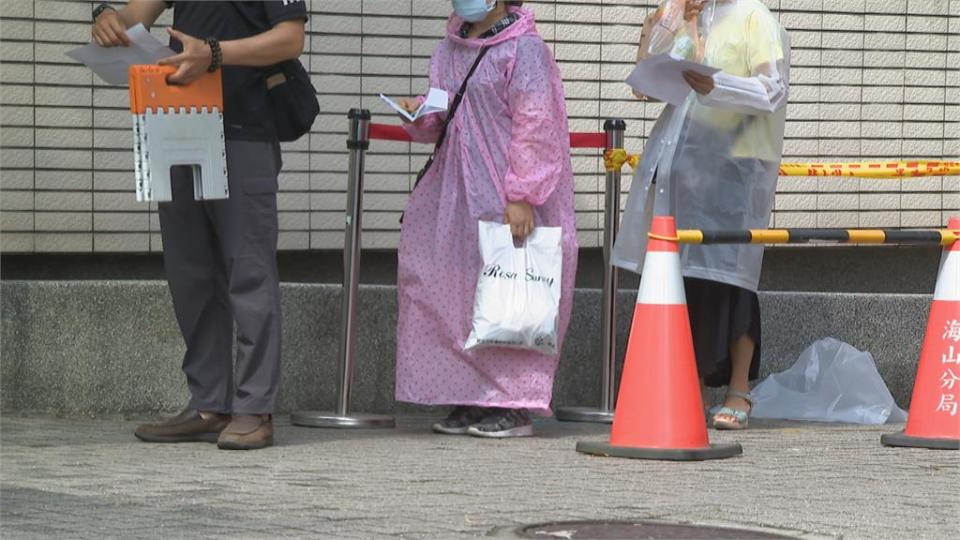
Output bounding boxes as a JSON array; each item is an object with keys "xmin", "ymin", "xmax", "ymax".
[{"xmin": 158, "ymin": 140, "xmax": 282, "ymax": 414}]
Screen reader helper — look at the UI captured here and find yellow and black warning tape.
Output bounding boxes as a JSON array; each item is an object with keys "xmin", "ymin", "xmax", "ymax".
[{"xmin": 668, "ymin": 228, "xmax": 959, "ymax": 246}]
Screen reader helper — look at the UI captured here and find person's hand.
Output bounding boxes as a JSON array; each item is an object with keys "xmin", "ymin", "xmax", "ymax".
[
  {"xmin": 683, "ymin": 70, "xmax": 715, "ymax": 95},
  {"xmin": 396, "ymin": 98, "xmax": 420, "ymax": 122},
  {"xmin": 158, "ymin": 28, "xmax": 213, "ymax": 85},
  {"xmin": 504, "ymin": 201, "xmax": 535, "ymax": 241},
  {"xmin": 91, "ymin": 9, "xmax": 131, "ymax": 47},
  {"xmin": 685, "ymin": 0, "xmax": 707, "ymax": 21},
  {"xmin": 636, "ymin": 11, "xmax": 657, "ymax": 61}
]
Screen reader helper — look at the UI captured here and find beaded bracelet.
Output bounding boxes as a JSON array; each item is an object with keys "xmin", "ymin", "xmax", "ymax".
[{"xmin": 204, "ymin": 37, "xmax": 222, "ymax": 72}]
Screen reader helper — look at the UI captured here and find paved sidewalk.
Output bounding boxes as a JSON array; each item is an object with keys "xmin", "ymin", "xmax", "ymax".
[{"xmin": 1, "ymin": 415, "xmax": 957, "ymax": 539}]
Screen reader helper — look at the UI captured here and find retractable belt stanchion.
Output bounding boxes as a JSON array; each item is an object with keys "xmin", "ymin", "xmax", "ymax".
[
  {"xmin": 293, "ymin": 111, "xmax": 623, "ymax": 427},
  {"xmin": 292, "ymin": 109, "xmax": 395, "ymax": 429},
  {"xmin": 556, "ymin": 119, "xmax": 626, "ymax": 424}
]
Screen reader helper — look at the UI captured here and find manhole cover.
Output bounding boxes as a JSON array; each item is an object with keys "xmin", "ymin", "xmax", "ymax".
[{"xmin": 515, "ymin": 520, "xmax": 797, "ymax": 539}]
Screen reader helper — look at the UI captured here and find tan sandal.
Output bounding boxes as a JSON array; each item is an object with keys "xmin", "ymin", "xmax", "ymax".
[{"xmin": 712, "ymin": 390, "xmax": 753, "ymax": 430}]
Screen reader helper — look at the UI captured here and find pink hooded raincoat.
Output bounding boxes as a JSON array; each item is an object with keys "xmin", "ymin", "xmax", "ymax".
[{"xmin": 396, "ymin": 7, "xmax": 577, "ymax": 415}]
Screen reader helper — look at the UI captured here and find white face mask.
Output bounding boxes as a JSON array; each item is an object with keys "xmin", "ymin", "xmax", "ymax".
[{"xmin": 452, "ymin": 0, "xmax": 495, "ymax": 23}]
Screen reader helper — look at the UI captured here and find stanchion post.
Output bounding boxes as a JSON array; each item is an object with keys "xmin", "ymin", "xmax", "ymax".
[
  {"xmin": 601, "ymin": 119, "xmax": 626, "ymax": 412},
  {"xmin": 292, "ymin": 109, "xmax": 395, "ymax": 429},
  {"xmin": 556, "ymin": 118, "xmax": 626, "ymax": 423}
]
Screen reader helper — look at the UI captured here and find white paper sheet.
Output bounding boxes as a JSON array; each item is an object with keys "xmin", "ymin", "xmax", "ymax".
[
  {"xmin": 625, "ymin": 53, "xmax": 721, "ymax": 106},
  {"xmin": 65, "ymin": 24, "xmax": 175, "ymax": 86},
  {"xmin": 379, "ymin": 88, "xmax": 448, "ymax": 122}
]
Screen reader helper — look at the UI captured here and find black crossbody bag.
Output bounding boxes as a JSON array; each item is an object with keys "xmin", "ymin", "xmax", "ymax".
[
  {"xmin": 228, "ymin": 2, "xmax": 319, "ymax": 142},
  {"xmin": 400, "ymin": 46, "xmax": 489, "ymax": 223},
  {"xmin": 262, "ymin": 60, "xmax": 319, "ymax": 142}
]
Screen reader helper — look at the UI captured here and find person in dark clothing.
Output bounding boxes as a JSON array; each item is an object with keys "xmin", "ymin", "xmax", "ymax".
[{"xmin": 91, "ymin": 0, "xmax": 307, "ymax": 450}]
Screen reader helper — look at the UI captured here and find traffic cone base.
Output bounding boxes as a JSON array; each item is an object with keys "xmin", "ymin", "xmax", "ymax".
[
  {"xmin": 576, "ymin": 440, "xmax": 742, "ymax": 461},
  {"xmin": 880, "ymin": 432, "xmax": 959, "ymax": 450}
]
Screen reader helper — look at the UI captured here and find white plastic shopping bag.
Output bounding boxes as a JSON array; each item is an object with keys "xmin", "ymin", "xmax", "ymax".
[
  {"xmin": 464, "ymin": 221, "xmax": 563, "ymax": 355},
  {"xmin": 750, "ymin": 338, "xmax": 908, "ymax": 424}
]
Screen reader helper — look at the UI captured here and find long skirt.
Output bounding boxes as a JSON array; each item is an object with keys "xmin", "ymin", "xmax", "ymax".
[{"xmin": 684, "ymin": 277, "xmax": 762, "ymax": 388}]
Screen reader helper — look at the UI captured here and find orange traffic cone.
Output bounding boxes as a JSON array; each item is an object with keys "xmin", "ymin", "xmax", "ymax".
[
  {"xmin": 881, "ymin": 217, "xmax": 960, "ymax": 450},
  {"xmin": 577, "ymin": 216, "xmax": 742, "ymax": 460}
]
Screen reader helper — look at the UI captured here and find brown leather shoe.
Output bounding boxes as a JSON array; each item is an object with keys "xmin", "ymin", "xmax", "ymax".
[
  {"xmin": 217, "ymin": 414, "xmax": 274, "ymax": 450},
  {"xmin": 134, "ymin": 409, "xmax": 230, "ymax": 443}
]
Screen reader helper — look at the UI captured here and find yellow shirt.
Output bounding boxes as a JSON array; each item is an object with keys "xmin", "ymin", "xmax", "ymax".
[{"xmin": 691, "ymin": 0, "xmax": 785, "ymax": 161}]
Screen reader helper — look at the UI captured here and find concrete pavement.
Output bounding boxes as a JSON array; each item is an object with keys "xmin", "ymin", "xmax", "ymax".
[{"xmin": 1, "ymin": 414, "xmax": 957, "ymax": 539}]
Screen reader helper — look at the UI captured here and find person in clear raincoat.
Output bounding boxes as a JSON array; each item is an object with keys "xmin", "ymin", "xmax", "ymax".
[
  {"xmin": 392, "ymin": 0, "xmax": 577, "ymax": 438},
  {"xmin": 612, "ymin": 0, "xmax": 790, "ymax": 430}
]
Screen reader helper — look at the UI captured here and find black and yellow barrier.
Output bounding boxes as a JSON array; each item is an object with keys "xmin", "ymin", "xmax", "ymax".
[{"xmin": 662, "ymin": 228, "xmax": 959, "ymax": 246}]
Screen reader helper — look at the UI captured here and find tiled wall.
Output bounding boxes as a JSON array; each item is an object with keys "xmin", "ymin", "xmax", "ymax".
[{"xmin": 1, "ymin": 0, "xmax": 957, "ymax": 253}]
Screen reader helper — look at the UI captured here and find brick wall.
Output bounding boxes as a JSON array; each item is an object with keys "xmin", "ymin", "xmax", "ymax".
[{"xmin": 1, "ymin": 0, "xmax": 957, "ymax": 253}]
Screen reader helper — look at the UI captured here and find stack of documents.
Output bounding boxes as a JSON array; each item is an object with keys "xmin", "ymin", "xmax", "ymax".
[
  {"xmin": 66, "ymin": 24, "xmax": 175, "ymax": 86},
  {"xmin": 626, "ymin": 53, "xmax": 720, "ymax": 106}
]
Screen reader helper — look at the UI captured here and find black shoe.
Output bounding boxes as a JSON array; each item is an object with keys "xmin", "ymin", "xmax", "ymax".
[
  {"xmin": 431, "ymin": 406, "xmax": 489, "ymax": 435},
  {"xmin": 467, "ymin": 408, "xmax": 533, "ymax": 438}
]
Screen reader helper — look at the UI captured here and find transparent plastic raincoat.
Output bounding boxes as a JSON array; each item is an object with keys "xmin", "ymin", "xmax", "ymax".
[{"xmin": 612, "ymin": 0, "xmax": 790, "ymax": 292}]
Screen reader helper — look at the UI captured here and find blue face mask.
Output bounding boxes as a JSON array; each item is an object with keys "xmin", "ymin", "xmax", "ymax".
[{"xmin": 452, "ymin": 0, "xmax": 495, "ymax": 23}]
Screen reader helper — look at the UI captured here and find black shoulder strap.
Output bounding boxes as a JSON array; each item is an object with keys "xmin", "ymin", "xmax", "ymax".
[
  {"xmin": 430, "ymin": 47, "xmax": 489, "ymax": 162},
  {"xmin": 413, "ymin": 46, "xmax": 490, "ymax": 190}
]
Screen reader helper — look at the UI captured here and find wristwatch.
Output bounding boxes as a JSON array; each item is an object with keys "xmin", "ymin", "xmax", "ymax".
[{"xmin": 92, "ymin": 3, "xmax": 115, "ymax": 22}]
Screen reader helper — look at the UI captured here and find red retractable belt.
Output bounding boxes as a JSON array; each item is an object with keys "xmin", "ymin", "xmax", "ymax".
[{"xmin": 367, "ymin": 123, "xmax": 608, "ymax": 149}]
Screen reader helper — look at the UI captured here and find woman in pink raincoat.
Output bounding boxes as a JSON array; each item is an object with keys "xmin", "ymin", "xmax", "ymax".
[{"xmin": 394, "ymin": 0, "xmax": 577, "ymax": 438}]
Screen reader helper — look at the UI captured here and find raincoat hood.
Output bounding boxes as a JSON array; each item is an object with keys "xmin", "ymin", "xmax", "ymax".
[{"xmin": 446, "ymin": 6, "xmax": 539, "ymax": 48}]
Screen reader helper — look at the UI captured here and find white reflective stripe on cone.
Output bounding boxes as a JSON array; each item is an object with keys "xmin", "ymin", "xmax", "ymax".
[
  {"xmin": 934, "ymin": 249, "xmax": 960, "ymax": 302},
  {"xmin": 637, "ymin": 251, "xmax": 686, "ymax": 306}
]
